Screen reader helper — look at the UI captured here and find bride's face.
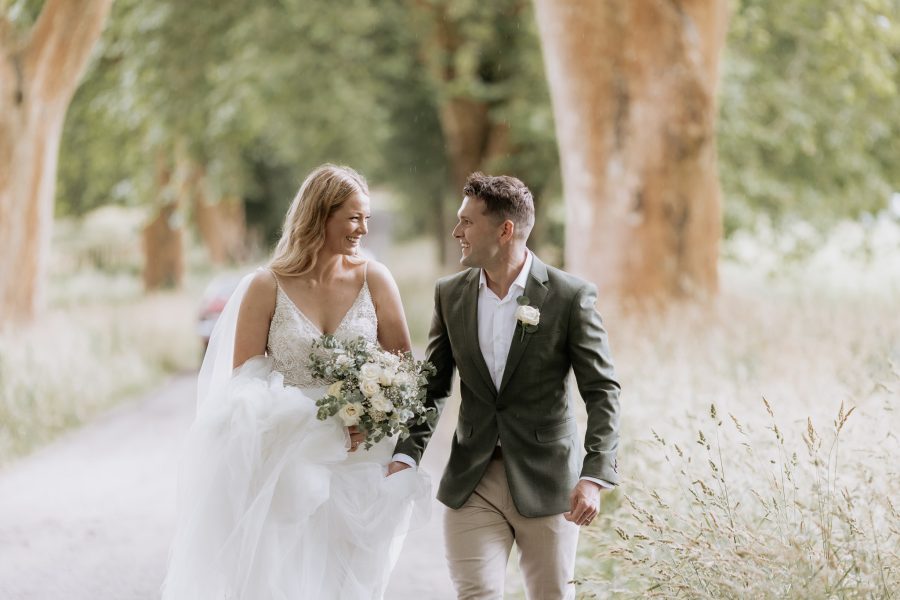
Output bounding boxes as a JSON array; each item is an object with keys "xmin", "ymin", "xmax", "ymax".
[{"xmin": 324, "ymin": 192, "xmax": 371, "ymax": 256}]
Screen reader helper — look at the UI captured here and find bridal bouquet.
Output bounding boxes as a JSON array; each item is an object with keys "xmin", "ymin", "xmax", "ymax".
[{"xmin": 307, "ymin": 335, "xmax": 436, "ymax": 449}]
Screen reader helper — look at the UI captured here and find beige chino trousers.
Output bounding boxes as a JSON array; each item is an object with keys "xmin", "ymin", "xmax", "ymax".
[{"xmin": 443, "ymin": 456, "xmax": 580, "ymax": 600}]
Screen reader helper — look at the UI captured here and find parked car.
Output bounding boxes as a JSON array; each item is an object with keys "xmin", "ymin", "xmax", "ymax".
[{"xmin": 197, "ymin": 273, "xmax": 243, "ymax": 354}]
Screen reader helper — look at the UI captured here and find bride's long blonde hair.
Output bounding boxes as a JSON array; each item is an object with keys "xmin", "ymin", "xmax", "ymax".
[{"xmin": 269, "ymin": 164, "xmax": 369, "ymax": 277}]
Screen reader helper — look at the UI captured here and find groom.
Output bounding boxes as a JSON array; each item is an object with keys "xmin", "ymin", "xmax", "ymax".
[{"xmin": 389, "ymin": 172, "xmax": 621, "ymax": 599}]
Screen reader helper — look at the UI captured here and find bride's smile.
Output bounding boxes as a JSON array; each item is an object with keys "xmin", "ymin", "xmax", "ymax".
[{"xmin": 324, "ymin": 191, "xmax": 370, "ymax": 256}]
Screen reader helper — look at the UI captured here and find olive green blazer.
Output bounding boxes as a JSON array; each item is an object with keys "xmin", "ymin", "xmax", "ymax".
[{"xmin": 395, "ymin": 255, "xmax": 621, "ymax": 518}]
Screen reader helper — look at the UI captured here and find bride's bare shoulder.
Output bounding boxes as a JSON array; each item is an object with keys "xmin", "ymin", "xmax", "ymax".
[
  {"xmin": 243, "ymin": 269, "xmax": 278, "ymax": 312},
  {"xmin": 364, "ymin": 260, "xmax": 399, "ymax": 292}
]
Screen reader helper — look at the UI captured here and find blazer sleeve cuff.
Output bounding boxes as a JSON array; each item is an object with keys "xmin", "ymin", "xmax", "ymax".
[{"xmin": 581, "ymin": 451, "xmax": 619, "ymax": 485}]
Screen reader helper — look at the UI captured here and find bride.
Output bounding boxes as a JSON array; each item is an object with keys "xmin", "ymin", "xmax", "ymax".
[{"xmin": 162, "ymin": 164, "xmax": 430, "ymax": 599}]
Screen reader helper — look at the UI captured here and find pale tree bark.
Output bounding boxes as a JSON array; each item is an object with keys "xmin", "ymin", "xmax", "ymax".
[
  {"xmin": 533, "ymin": 0, "xmax": 728, "ymax": 304},
  {"xmin": 0, "ymin": 0, "xmax": 114, "ymax": 327}
]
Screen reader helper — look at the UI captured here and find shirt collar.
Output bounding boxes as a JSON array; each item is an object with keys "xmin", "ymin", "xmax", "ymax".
[{"xmin": 478, "ymin": 250, "xmax": 533, "ymax": 294}]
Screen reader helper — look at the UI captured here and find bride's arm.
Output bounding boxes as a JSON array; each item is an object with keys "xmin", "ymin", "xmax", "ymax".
[
  {"xmin": 233, "ymin": 271, "xmax": 277, "ymax": 368},
  {"xmin": 366, "ymin": 260, "xmax": 412, "ymax": 354}
]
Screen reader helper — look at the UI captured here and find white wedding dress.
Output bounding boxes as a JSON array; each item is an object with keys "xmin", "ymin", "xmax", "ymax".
[{"xmin": 162, "ymin": 270, "xmax": 430, "ymax": 599}]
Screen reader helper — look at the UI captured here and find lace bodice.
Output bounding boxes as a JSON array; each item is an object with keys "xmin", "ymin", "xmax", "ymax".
[{"xmin": 266, "ymin": 269, "xmax": 378, "ymax": 388}]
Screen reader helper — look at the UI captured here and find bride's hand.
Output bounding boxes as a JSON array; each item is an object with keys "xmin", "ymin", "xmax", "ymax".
[{"xmin": 347, "ymin": 425, "xmax": 365, "ymax": 452}]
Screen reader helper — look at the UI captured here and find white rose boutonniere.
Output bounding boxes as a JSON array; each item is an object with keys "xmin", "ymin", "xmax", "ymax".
[{"xmin": 515, "ymin": 296, "xmax": 540, "ymax": 341}]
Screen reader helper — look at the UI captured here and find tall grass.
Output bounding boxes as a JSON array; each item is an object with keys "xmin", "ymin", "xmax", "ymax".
[
  {"xmin": 578, "ymin": 218, "xmax": 900, "ymax": 598},
  {"xmin": 0, "ymin": 267, "xmax": 199, "ymax": 464},
  {"xmin": 0, "ymin": 207, "xmax": 251, "ymax": 464},
  {"xmin": 0, "ymin": 288, "xmax": 198, "ymax": 463}
]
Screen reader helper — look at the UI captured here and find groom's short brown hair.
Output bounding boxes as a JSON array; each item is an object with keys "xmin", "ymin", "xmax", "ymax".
[{"xmin": 463, "ymin": 172, "xmax": 535, "ymax": 240}]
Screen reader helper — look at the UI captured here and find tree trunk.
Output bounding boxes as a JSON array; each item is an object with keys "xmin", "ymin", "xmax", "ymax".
[
  {"xmin": 533, "ymin": 0, "xmax": 728, "ymax": 304},
  {"xmin": 434, "ymin": 99, "xmax": 510, "ymax": 269},
  {"xmin": 142, "ymin": 204, "xmax": 184, "ymax": 290},
  {"xmin": 415, "ymin": 2, "xmax": 513, "ymax": 270},
  {"xmin": 142, "ymin": 156, "xmax": 184, "ymax": 291},
  {"xmin": 0, "ymin": 0, "xmax": 114, "ymax": 327},
  {"xmin": 189, "ymin": 164, "xmax": 247, "ymax": 265}
]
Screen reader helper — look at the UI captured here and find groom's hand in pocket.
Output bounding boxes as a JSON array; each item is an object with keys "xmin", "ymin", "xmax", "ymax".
[{"xmin": 564, "ymin": 480, "xmax": 602, "ymax": 526}]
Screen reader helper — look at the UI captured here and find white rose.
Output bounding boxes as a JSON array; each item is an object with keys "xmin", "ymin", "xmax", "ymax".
[
  {"xmin": 327, "ymin": 380, "xmax": 344, "ymax": 398},
  {"xmin": 359, "ymin": 378, "xmax": 381, "ymax": 398},
  {"xmin": 378, "ymin": 368, "xmax": 397, "ymax": 387},
  {"xmin": 359, "ymin": 362, "xmax": 382, "ymax": 381},
  {"xmin": 370, "ymin": 392, "xmax": 394, "ymax": 413},
  {"xmin": 337, "ymin": 402, "xmax": 364, "ymax": 426},
  {"xmin": 515, "ymin": 305, "xmax": 540, "ymax": 326},
  {"xmin": 336, "ymin": 354, "xmax": 353, "ymax": 368}
]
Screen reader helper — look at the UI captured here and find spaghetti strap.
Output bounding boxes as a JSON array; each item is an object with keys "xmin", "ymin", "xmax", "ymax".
[
  {"xmin": 265, "ymin": 268, "xmax": 282, "ymax": 291},
  {"xmin": 363, "ymin": 261, "xmax": 369, "ymax": 284}
]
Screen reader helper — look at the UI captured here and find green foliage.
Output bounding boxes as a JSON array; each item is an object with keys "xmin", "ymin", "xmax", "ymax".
[
  {"xmin": 48, "ymin": 0, "xmax": 900, "ymax": 240},
  {"xmin": 364, "ymin": 0, "xmax": 449, "ymax": 238},
  {"xmin": 53, "ymin": 0, "xmax": 562, "ymax": 246},
  {"xmin": 1, "ymin": 0, "xmax": 41, "ymax": 28},
  {"xmin": 360, "ymin": 0, "xmax": 560, "ymax": 241},
  {"xmin": 719, "ymin": 0, "xmax": 900, "ymax": 232}
]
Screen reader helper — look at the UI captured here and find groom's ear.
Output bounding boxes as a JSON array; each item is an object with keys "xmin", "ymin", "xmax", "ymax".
[{"xmin": 498, "ymin": 219, "xmax": 516, "ymax": 243}]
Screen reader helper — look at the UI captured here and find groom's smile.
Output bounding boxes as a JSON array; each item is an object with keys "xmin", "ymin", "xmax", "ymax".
[{"xmin": 453, "ymin": 196, "xmax": 502, "ymax": 269}]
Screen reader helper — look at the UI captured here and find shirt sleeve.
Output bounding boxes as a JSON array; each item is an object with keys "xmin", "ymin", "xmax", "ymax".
[
  {"xmin": 391, "ymin": 453, "xmax": 418, "ymax": 469},
  {"xmin": 580, "ymin": 476, "xmax": 614, "ymax": 489}
]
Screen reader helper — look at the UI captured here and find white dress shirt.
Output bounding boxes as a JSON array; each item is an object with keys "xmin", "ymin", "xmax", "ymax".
[
  {"xmin": 477, "ymin": 250, "xmax": 533, "ymax": 390},
  {"xmin": 393, "ymin": 251, "xmax": 611, "ymax": 489}
]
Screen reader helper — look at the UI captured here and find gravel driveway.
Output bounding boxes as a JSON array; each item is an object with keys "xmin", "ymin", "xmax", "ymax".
[{"xmin": 0, "ymin": 375, "xmax": 465, "ymax": 599}]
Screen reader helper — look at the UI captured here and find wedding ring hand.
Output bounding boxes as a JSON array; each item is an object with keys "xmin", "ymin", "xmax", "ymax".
[{"xmin": 348, "ymin": 425, "xmax": 365, "ymax": 452}]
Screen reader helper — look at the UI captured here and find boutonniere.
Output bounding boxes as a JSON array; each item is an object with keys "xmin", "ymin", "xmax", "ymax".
[{"xmin": 515, "ymin": 296, "xmax": 540, "ymax": 341}]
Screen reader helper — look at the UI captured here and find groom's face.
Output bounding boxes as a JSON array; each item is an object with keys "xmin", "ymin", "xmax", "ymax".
[{"xmin": 453, "ymin": 196, "xmax": 502, "ymax": 269}]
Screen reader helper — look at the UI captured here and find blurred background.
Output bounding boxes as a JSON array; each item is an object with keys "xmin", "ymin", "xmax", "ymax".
[{"xmin": 1, "ymin": 0, "xmax": 899, "ymax": 598}]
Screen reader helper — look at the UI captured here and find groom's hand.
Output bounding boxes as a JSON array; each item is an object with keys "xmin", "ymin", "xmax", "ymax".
[
  {"xmin": 564, "ymin": 480, "xmax": 602, "ymax": 526},
  {"xmin": 386, "ymin": 461, "xmax": 412, "ymax": 476}
]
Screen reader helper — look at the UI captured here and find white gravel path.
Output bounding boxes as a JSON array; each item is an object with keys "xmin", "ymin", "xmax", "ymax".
[{"xmin": 0, "ymin": 374, "xmax": 469, "ymax": 599}]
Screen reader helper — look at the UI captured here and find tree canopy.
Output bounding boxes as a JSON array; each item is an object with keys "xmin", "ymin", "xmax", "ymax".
[{"xmin": 46, "ymin": 0, "xmax": 900, "ymax": 239}]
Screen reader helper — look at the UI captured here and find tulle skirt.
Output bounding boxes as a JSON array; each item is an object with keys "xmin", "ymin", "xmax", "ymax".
[{"xmin": 162, "ymin": 357, "xmax": 431, "ymax": 600}]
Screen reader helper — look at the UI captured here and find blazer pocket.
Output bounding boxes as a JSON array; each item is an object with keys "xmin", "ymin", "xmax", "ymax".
[
  {"xmin": 535, "ymin": 418, "xmax": 574, "ymax": 443},
  {"xmin": 456, "ymin": 419, "xmax": 473, "ymax": 442}
]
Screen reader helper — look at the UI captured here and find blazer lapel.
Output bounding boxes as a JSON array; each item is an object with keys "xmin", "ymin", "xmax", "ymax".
[
  {"xmin": 498, "ymin": 255, "xmax": 550, "ymax": 396},
  {"xmin": 459, "ymin": 268, "xmax": 497, "ymax": 397}
]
